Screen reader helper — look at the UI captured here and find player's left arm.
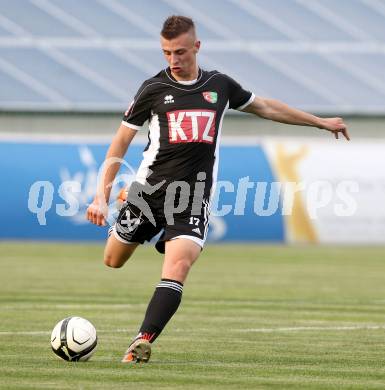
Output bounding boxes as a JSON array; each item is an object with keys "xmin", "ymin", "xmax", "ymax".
[{"xmin": 242, "ymin": 96, "xmax": 350, "ymax": 140}]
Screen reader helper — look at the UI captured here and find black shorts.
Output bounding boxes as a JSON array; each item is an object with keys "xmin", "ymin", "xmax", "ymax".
[{"xmin": 112, "ymin": 185, "xmax": 210, "ymax": 254}]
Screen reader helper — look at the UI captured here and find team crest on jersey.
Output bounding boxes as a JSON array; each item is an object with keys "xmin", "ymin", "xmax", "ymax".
[
  {"xmin": 119, "ymin": 209, "xmax": 143, "ymax": 234},
  {"xmin": 202, "ymin": 91, "xmax": 218, "ymax": 104}
]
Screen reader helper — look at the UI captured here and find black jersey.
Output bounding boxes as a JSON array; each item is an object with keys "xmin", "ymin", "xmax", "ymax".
[{"xmin": 122, "ymin": 67, "xmax": 254, "ymax": 198}]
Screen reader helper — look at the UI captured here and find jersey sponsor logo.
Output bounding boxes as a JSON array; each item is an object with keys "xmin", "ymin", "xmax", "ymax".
[
  {"xmin": 164, "ymin": 95, "xmax": 174, "ymax": 104},
  {"xmin": 202, "ymin": 91, "xmax": 218, "ymax": 103},
  {"xmin": 167, "ymin": 109, "xmax": 216, "ymax": 144}
]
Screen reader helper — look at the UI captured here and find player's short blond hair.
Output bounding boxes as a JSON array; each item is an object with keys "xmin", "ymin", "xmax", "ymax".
[{"xmin": 161, "ymin": 15, "xmax": 195, "ymax": 40}]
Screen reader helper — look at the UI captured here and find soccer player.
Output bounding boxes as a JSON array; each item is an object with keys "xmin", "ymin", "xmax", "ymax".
[{"xmin": 86, "ymin": 15, "xmax": 350, "ymax": 363}]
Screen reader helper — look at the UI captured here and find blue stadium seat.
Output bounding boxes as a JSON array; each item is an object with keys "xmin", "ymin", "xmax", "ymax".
[
  {"xmin": 252, "ymin": 0, "xmax": 357, "ymax": 41},
  {"xmin": 48, "ymin": 0, "xmax": 154, "ymax": 38},
  {"xmin": 60, "ymin": 47, "xmax": 151, "ymax": 93},
  {"xmin": 0, "ymin": 47, "xmax": 123, "ymax": 106},
  {"xmin": 0, "ymin": 0, "xmax": 384, "ymax": 113},
  {"xmin": 187, "ymin": 0, "xmax": 292, "ymax": 40},
  {"xmin": 320, "ymin": 0, "xmax": 385, "ymax": 41},
  {"xmin": 0, "ymin": 0, "xmax": 83, "ymax": 37},
  {"xmin": 202, "ymin": 50, "xmax": 334, "ymax": 109},
  {"xmin": 273, "ymin": 51, "xmax": 385, "ymax": 109},
  {"xmin": 0, "ymin": 24, "xmax": 15, "ymax": 37},
  {"xmin": 0, "ymin": 68, "xmax": 50, "ymax": 104},
  {"xmin": 341, "ymin": 52, "xmax": 385, "ymax": 87},
  {"xmin": 113, "ymin": 0, "xmax": 223, "ymax": 39}
]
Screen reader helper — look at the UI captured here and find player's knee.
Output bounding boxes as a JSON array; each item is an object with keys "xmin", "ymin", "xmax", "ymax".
[
  {"xmin": 103, "ymin": 253, "xmax": 125, "ymax": 268},
  {"xmin": 103, "ymin": 240, "xmax": 137, "ymax": 268},
  {"xmin": 174, "ymin": 257, "xmax": 194, "ymax": 274}
]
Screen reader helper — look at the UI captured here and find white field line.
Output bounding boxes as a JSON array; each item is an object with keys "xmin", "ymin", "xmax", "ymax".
[
  {"xmin": 2, "ymin": 324, "xmax": 385, "ymax": 336},
  {"xmin": 238, "ymin": 325, "xmax": 385, "ymax": 333},
  {"xmin": 0, "ymin": 329, "xmax": 131, "ymax": 336}
]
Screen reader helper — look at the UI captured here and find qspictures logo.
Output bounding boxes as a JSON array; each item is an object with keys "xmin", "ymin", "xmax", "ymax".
[{"xmin": 27, "ymin": 156, "xmax": 359, "ymax": 227}]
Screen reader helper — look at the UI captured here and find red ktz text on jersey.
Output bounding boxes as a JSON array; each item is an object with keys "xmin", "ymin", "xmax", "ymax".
[{"xmin": 167, "ymin": 109, "xmax": 216, "ymax": 144}]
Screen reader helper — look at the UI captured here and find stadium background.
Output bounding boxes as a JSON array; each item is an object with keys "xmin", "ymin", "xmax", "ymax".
[
  {"xmin": 2, "ymin": 1, "xmax": 385, "ymax": 389},
  {"xmin": 1, "ymin": 0, "xmax": 384, "ymax": 244}
]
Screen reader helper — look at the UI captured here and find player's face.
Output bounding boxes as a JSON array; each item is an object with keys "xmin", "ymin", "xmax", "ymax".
[{"xmin": 161, "ymin": 31, "xmax": 200, "ymax": 81}]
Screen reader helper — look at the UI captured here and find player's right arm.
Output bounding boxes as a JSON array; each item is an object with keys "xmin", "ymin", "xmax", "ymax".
[
  {"xmin": 242, "ymin": 96, "xmax": 350, "ymax": 140},
  {"xmin": 86, "ymin": 124, "xmax": 137, "ymax": 226},
  {"xmin": 224, "ymin": 73, "xmax": 350, "ymax": 140}
]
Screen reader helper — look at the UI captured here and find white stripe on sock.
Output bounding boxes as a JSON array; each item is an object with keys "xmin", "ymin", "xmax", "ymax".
[
  {"xmin": 157, "ymin": 281, "xmax": 183, "ymax": 293},
  {"xmin": 157, "ymin": 282, "xmax": 183, "ymax": 291}
]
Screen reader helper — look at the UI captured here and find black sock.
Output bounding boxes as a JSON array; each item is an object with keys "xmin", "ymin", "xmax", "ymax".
[{"xmin": 137, "ymin": 279, "xmax": 183, "ymax": 343}]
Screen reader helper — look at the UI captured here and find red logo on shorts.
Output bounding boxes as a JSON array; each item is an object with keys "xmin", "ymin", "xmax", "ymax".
[{"xmin": 167, "ymin": 109, "xmax": 216, "ymax": 144}]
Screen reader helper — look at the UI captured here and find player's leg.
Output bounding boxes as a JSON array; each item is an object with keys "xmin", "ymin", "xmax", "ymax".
[
  {"xmin": 122, "ymin": 195, "xmax": 209, "ymax": 363},
  {"xmin": 121, "ymin": 238, "xmax": 201, "ymax": 363},
  {"xmin": 104, "ymin": 198, "xmax": 160, "ymax": 268},
  {"xmin": 162, "ymin": 237, "xmax": 201, "ymax": 282},
  {"xmin": 103, "ymin": 234, "xmax": 139, "ymax": 268}
]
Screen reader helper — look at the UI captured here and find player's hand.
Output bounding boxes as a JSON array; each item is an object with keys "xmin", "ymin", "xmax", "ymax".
[
  {"xmin": 319, "ymin": 117, "xmax": 350, "ymax": 140},
  {"xmin": 86, "ymin": 198, "xmax": 108, "ymax": 226}
]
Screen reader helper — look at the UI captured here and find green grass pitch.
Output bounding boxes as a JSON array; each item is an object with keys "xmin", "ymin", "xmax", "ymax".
[{"xmin": 1, "ymin": 242, "xmax": 385, "ymax": 389}]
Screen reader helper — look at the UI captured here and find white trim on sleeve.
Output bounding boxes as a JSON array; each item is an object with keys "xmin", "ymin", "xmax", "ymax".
[
  {"xmin": 235, "ymin": 93, "xmax": 255, "ymax": 111},
  {"xmin": 121, "ymin": 121, "xmax": 142, "ymax": 131}
]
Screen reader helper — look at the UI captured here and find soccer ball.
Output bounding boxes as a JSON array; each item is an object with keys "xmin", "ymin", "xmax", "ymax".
[{"xmin": 50, "ymin": 317, "xmax": 97, "ymax": 361}]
